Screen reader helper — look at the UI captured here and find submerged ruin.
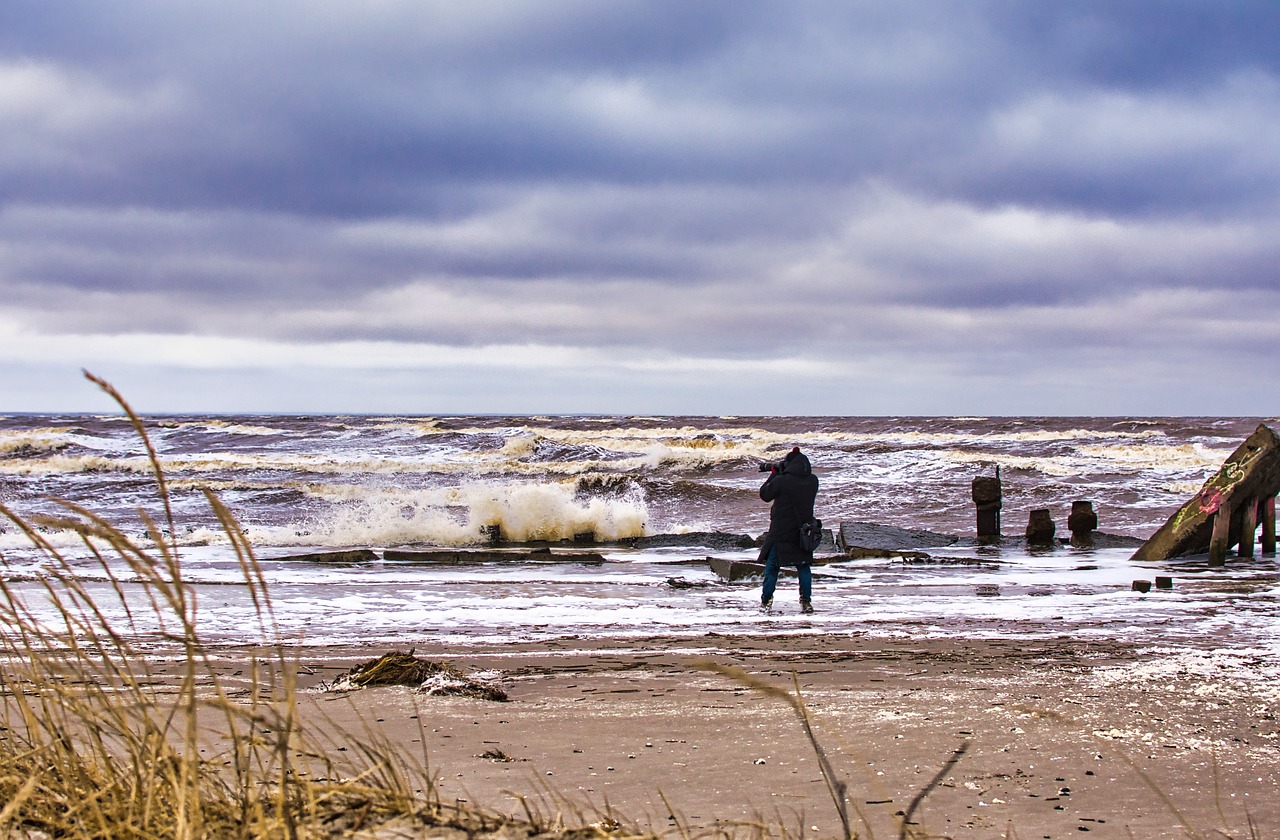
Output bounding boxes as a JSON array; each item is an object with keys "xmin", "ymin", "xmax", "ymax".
[{"xmin": 1132, "ymin": 423, "xmax": 1280, "ymax": 564}]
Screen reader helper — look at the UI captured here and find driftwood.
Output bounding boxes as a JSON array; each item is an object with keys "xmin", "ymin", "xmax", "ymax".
[
  {"xmin": 330, "ymin": 651, "xmax": 507, "ymax": 701},
  {"xmin": 1132, "ymin": 424, "xmax": 1280, "ymax": 564}
]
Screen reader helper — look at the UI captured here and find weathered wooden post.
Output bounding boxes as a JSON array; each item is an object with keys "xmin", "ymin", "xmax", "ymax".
[
  {"xmin": 1263, "ymin": 495, "xmax": 1277, "ymax": 555},
  {"xmin": 1238, "ymin": 496, "xmax": 1258, "ymax": 559},
  {"xmin": 1208, "ymin": 507, "xmax": 1232, "ymax": 566},
  {"xmin": 1067, "ymin": 500, "xmax": 1097, "ymax": 548},
  {"xmin": 1132, "ymin": 424, "xmax": 1280, "ymax": 563},
  {"xmin": 972, "ymin": 468, "xmax": 1002, "ymax": 539},
  {"xmin": 1026, "ymin": 509, "xmax": 1056, "ymax": 546}
]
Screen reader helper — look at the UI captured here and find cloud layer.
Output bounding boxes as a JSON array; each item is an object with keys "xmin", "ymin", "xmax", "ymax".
[{"xmin": 2, "ymin": 1, "xmax": 1278, "ymax": 414}]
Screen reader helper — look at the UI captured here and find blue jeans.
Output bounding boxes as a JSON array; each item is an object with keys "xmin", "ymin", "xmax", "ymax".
[{"xmin": 761, "ymin": 545, "xmax": 812, "ymax": 604}]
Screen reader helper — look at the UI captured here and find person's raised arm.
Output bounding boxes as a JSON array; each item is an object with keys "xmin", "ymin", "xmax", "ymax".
[{"xmin": 760, "ymin": 469, "xmax": 782, "ymax": 502}]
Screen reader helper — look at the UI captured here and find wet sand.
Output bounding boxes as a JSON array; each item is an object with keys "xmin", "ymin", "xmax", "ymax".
[{"xmin": 197, "ymin": 632, "xmax": 1280, "ymax": 839}]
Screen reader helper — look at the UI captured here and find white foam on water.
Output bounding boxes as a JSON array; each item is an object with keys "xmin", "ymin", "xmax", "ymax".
[
  {"xmin": 501, "ymin": 423, "xmax": 1170, "ymax": 452},
  {"xmin": 1074, "ymin": 441, "xmax": 1234, "ymax": 474},
  {"xmin": 839, "ymin": 427, "xmax": 1167, "ymax": 446},
  {"xmin": 0, "ymin": 454, "xmax": 145, "ymax": 475},
  {"xmin": 183, "ymin": 504, "xmax": 478, "ymax": 549},
  {"xmin": 0, "ymin": 429, "xmax": 77, "ymax": 456},
  {"xmin": 198, "ymin": 421, "xmax": 289, "ymax": 436},
  {"xmin": 0, "ymin": 528, "xmax": 85, "ymax": 550},
  {"xmin": 150, "ymin": 451, "xmax": 470, "ymax": 477},
  {"xmin": 2, "ymin": 419, "xmax": 1226, "ymax": 501},
  {"xmin": 2, "ymin": 478, "xmax": 649, "ymax": 553},
  {"xmin": 461, "ymin": 482, "xmax": 647, "ymax": 542},
  {"xmin": 5, "ymin": 544, "xmax": 1279, "ymax": 671},
  {"xmin": 473, "ymin": 426, "xmax": 779, "ymax": 470},
  {"xmin": 904, "ymin": 449, "xmax": 1087, "ymax": 478},
  {"xmin": 363, "ymin": 418, "xmax": 443, "ymax": 434},
  {"xmin": 498, "ymin": 434, "xmax": 537, "ymax": 458},
  {"xmin": 123, "ymin": 449, "xmax": 624, "ymax": 479},
  {"xmin": 439, "ymin": 424, "xmax": 795, "ymax": 465},
  {"xmin": 173, "ymin": 479, "xmax": 650, "ymax": 548}
]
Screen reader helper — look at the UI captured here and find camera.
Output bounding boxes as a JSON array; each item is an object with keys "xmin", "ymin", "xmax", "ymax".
[{"xmin": 758, "ymin": 461, "xmax": 784, "ymax": 473}]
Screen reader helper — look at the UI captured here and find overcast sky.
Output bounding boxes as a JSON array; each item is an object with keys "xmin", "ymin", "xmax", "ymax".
[{"xmin": 2, "ymin": 1, "xmax": 1278, "ymax": 415}]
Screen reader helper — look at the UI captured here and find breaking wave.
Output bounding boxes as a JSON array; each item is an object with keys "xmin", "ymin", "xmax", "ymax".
[
  {"xmin": 180, "ymin": 479, "xmax": 649, "ymax": 549},
  {"xmin": 0, "ymin": 413, "xmax": 1263, "ymax": 550},
  {"xmin": 0, "ymin": 454, "xmax": 146, "ymax": 475}
]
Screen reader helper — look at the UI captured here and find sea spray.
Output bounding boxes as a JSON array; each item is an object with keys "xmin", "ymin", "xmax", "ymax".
[
  {"xmin": 173, "ymin": 478, "xmax": 649, "ymax": 548},
  {"xmin": 461, "ymin": 480, "xmax": 647, "ymax": 542}
]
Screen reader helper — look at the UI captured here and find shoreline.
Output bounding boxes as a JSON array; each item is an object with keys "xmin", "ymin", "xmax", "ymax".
[
  {"xmin": 7, "ymin": 413, "xmax": 1278, "ymax": 837},
  {"xmin": 184, "ymin": 633, "xmax": 1279, "ymax": 838}
]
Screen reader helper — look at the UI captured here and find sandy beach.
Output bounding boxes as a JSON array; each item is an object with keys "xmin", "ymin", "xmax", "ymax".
[{"xmin": 188, "ymin": 632, "xmax": 1280, "ymax": 839}]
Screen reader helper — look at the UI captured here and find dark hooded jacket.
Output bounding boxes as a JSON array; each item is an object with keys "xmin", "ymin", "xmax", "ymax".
[{"xmin": 758, "ymin": 450, "xmax": 819, "ymax": 566}]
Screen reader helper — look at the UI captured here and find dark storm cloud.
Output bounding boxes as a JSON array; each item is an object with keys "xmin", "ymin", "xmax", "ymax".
[
  {"xmin": 989, "ymin": 1, "xmax": 1280, "ymax": 89},
  {"xmin": 2, "ymin": 1, "xmax": 765, "ymax": 213},
  {"xmin": 9, "ymin": 0, "xmax": 1274, "ymax": 215},
  {"xmin": 1, "ymin": 0, "xmax": 1278, "ymax": 412}
]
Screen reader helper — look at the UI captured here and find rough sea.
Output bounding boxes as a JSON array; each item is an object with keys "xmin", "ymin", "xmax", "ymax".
[{"xmin": 2, "ymin": 414, "xmax": 1278, "ymax": 672}]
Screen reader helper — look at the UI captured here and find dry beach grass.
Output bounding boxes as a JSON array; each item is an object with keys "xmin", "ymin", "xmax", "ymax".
[
  {"xmin": 0, "ymin": 375, "xmax": 635, "ymax": 840},
  {"xmin": 0, "ymin": 374, "xmax": 1277, "ymax": 838}
]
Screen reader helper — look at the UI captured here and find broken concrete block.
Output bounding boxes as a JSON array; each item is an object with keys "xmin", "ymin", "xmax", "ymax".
[
  {"xmin": 1026, "ymin": 509, "xmax": 1056, "ymax": 546},
  {"xmin": 972, "ymin": 473, "xmax": 1003, "ymax": 538},
  {"xmin": 1132, "ymin": 424, "xmax": 1280, "ymax": 563},
  {"xmin": 1068, "ymin": 500, "xmax": 1098, "ymax": 547},
  {"xmin": 268, "ymin": 549, "xmax": 378, "ymax": 563},
  {"xmin": 707, "ymin": 556, "xmax": 763, "ymax": 581}
]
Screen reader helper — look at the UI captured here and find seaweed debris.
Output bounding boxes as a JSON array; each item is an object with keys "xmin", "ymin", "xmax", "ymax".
[{"xmin": 329, "ymin": 650, "xmax": 508, "ymax": 701}]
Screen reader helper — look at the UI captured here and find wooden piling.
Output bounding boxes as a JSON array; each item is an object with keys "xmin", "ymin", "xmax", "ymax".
[
  {"xmin": 1208, "ymin": 508, "xmax": 1231, "ymax": 566},
  {"xmin": 1026, "ymin": 509, "xmax": 1056, "ymax": 546},
  {"xmin": 1238, "ymin": 496, "xmax": 1258, "ymax": 558},
  {"xmin": 972, "ymin": 471, "xmax": 1002, "ymax": 539},
  {"xmin": 1068, "ymin": 500, "xmax": 1097, "ymax": 548},
  {"xmin": 1258, "ymin": 495, "xmax": 1276, "ymax": 555}
]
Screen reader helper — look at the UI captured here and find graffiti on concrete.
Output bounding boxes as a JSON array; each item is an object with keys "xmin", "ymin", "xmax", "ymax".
[{"xmin": 1171, "ymin": 446, "xmax": 1263, "ymax": 531}]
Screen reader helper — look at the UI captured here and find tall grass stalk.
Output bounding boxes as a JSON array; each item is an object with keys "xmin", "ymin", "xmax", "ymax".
[
  {"xmin": 0, "ymin": 373, "xmax": 456, "ymax": 838},
  {"xmin": 698, "ymin": 662, "xmax": 979, "ymax": 840},
  {"xmin": 696, "ymin": 664, "xmax": 860, "ymax": 840}
]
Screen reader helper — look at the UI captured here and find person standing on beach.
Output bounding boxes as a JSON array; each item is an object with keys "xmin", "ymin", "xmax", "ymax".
[{"xmin": 758, "ymin": 446, "xmax": 819, "ymax": 613}]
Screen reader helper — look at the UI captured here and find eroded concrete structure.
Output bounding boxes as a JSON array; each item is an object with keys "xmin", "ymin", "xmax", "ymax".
[{"xmin": 1132, "ymin": 424, "xmax": 1280, "ymax": 564}]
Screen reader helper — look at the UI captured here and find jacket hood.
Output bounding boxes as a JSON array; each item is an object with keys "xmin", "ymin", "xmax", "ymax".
[{"xmin": 783, "ymin": 450, "xmax": 812, "ymax": 477}]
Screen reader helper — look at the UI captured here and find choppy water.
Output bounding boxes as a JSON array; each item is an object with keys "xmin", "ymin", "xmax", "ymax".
[{"xmin": 1, "ymin": 414, "xmax": 1278, "ymax": 660}]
